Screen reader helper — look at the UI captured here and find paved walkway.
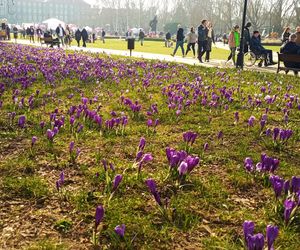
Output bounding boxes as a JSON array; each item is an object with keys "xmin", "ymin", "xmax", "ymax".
[{"xmin": 3, "ymin": 39, "xmax": 288, "ymax": 75}]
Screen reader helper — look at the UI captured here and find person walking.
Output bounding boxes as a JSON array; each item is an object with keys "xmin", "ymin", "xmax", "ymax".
[
  {"xmin": 81, "ymin": 28, "xmax": 88, "ymax": 47},
  {"xmin": 65, "ymin": 25, "xmax": 72, "ymax": 47},
  {"xmin": 197, "ymin": 19, "xmax": 208, "ymax": 63},
  {"xmin": 171, "ymin": 25, "xmax": 185, "ymax": 57},
  {"xmin": 56, "ymin": 24, "xmax": 65, "ymax": 46},
  {"xmin": 281, "ymin": 27, "xmax": 291, "ymax": 44},
  {"xmin": 139, "ymin": 29, "xmax": 145, "ymax": 46},
  {"xmin": 12, "ymin": 26, "xmax": 18, "ymax": 43},
  {"xmin": 185, "ymin": 27, "xmax": 197, "ymax": 58},
  {"xmin": 36, "ymin": 27, "xmax": 43, "ymax": 43},
  {"xmin": 75, "ymin": 29, "xmax": 82, "ymax": 47},
  {"xmin": 6, "ymin": 25, "xmax": 11, "ymax": 40},
  {"xmin": 243, "ymin": 22, "xmax": 251, "ymax": 53},
  {"xmin": 226, "ymin": 25, "xmax": 240, "ymax": 65},
  {"xmin": 101, "ymin": 29, "xmax": 106, "ymax": 43},
  {"xmin": 29, "ymin": 26, "xmax": 35, "ymax": 43},
  {"xmin": 205, "ymin": 22, "xmax": 215, "ymax": 62}
]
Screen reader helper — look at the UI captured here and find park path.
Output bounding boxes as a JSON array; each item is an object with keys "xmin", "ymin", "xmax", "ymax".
[{"xmin": 4, "ymin": 39, "xmax": 284, "ymax": 74}]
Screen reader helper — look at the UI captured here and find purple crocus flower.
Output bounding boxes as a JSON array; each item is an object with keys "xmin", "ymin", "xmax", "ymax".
[
  {"xmin": 18, "ymin": 115, "xmax": 26, "ymax": 128},
  {"xmin": 31, "ymin": 136, "xmax": 37, "ymax": 146},
  {"xmin": 77, "ymin": 124, "xmax": 83, "ymax": 133},
  {"xmin": 269, "ymin": 175, "xmax": 284, "ymax": 198},
  {"xmin": 203, "ymin": 143, "xmax": 209, "ymax": 152},
  {"xmin": 145, "ymin": 178, "xmax": 162, "ymax": 206},
  {"xmin": 136, "ymin": 150, "xmax": 143, "ymax": 161},
  {"xmin": 260, "ymin": 119, "xmax": 266, "ymax": 130},
  {"xmin": 284, "ymin": 199, "xmax": 296, "ymax": 224},
  {"xmin": 234, "ymin": 111, "xmax": 239, "ymax": 123},
  {"xmin": 244, "ymin": 157, "xmax": 254, "ymax": 172},
  {"xmin": 178, "ymin": 161, "xmax": 188, "ymax": 176},
  {"xmin": 243, "ymin": 220, "xmax": 255, "ymax": 243},
  {"xmin": 60, "ymin": 171, "xmax": 65, "ymax": 184},
  {"xmin": 112, "ymin": 174, "xmax": 123, "ymax": 192},
  {"xmin": 247, "ymin": 233, "xmax": 264, "ymax": 250},
  {"xmin": 46, "ymin": 129, "xmax": 55, "ymax": 141},
  {"xmin": 217, "ymin": 131, "xmax": 223, "ymax": 140},
  {"xmin": 114, "ymin": 224, "xmax": 126, "ymax": 237},
  {"xmin": 273, "ymin": 128, "xmax": 280, "ymax": 140},
  {"xmin": 69, "ymin": 141, "xmax": 75, "ymax": 152},
  {"xmin": 70, "ymin": 116, "xmax": 75, "ymax": 126},
  {"xmin": 147, "ymin": 119, "xmax": 153, "ymax": 127},
  {"xmin": 291, "ymin": 176, "xmax": 300, "ymax": 193},
  {"xmin": 266, "ymin": 225, "xmax": 279, "ymax": 250},
  {"xmin": 102, "ymin": 159, "xmax": 107, "ymax": 171},
  {"xmin": 138, "ymin": 137, "xmax": 146, "ymax": 151},
  {"xmin": 40, "ymin": 121, "xmax": 45, "ymax": 129},
  {"xmin": 95, "ymin": 205, "xmax": 104, "ymax": 230},
  {"xmin": 141, "ymin": 153, "xmax": 153, "ymax": 163},
  {"xmin": 56, "ymin": 171, "xmax": 65, "ymax": 191},
  {"xmin": 248, "ymin": 116, "xmax": 256, "ymax": 127}
]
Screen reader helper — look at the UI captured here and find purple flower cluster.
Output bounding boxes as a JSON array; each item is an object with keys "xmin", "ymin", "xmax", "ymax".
[
  {"xmin": 166, "ymin": 147, "xmax": 199, "ymax": 177},
  {"xmin": 123, "ymin": 97, "xmax": 142, "ymax": 113},
  {"xmin": 244, "ymin": 154, "xmax": 279, "ymax": 174},
  {"xmin": 265, "ymin": 127, "xmax": 293, "ymax": 142},
  {"xmin": 183, "ymin": 131, "xmax": 197, "ymax": 146},
  {"xmin": 243, "ymin": 221, "xmax": 279, "ymax": 250},
  {"xmin": 105, "ymin": 115, "xmax": 128, "ymax": 130},
  {"xmin": 135, "ymin": 137, "xmax": 153, "ymax": 174}
]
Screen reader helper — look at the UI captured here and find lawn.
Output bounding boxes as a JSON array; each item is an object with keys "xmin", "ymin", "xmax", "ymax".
[
  {"xmin": 71, "ymin": 38, "xmax": 231, "ymax": 60},
  {"xmin": 0, "ymin": 42, "xmax": 299, "ymax": 250}
]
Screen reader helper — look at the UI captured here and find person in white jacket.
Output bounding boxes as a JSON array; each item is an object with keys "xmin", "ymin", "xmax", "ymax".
[{"xmin": 185, "ymin": 27, "xmax": 198, "ymax": 57}]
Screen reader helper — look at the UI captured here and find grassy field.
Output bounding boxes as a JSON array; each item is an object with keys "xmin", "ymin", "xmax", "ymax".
[
  {"xmin": 0, "ymin": 42, "xmax": 299, "ymax": 250},
  {"xmin": 71, "ymin": 38, "xmax": 231, "ymax": 60}
]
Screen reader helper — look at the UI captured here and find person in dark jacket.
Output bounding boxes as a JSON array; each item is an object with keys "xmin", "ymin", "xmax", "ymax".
[
  {"xmin": 26, "ymin": 27, "xmax": 30, "ymax": 38},
  {"xmin": 6, "ymin": 25, "xmax": 10, "ymax": 40},
  {"xmin": 165, "ymin": 31, "xmax": 171, "ymax": 47},
  {"xmin": 12, "ymin": 26, "xmax": 18, "ymax": 43},
  {"xmin": 101, "ymin": 29, "xmax": 106, "ymax": 43},
  {"xmin": 56, "ymin": 24, "xmax": 65, "ymax": 46},
  {"xmin": 250, "ymin": 31, "xmax": 276, "ymax": 66},
  {"xmin": 197, "ymin": 19, "xmax": 208, "ymax": 63},
  {"xmin": 29, "ymin": 26, "xmax": 35, "ymax": 43},
  {"xmin": 139, "ymin": 29, "xmax": 145, "ymax": 46},
  {"xmin": 243, "ymin": 22, "xmax": 251, "ymax": 53},
  {"xmin": 75, "ymin": 29, "xmax": 82, "ymax": 47},
  {"xmin": 280, "ymin": 33, "xmax": 300, "ymax": 70},
  {"xmin": 36, "ymin": 27, "xmax": 43, "ymax": 43},
  {"xmin": 81, "ymin": 28, "xmax": 88, "ymax": 47},
  {"xmin": 171, "ymin": 25, "xmax": 185, "ymax": 57}
]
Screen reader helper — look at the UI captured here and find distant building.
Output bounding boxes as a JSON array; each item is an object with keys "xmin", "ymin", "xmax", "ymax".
[{"xmin": 0, "ymin": 0, "xmax": 99, "ymax": 26}]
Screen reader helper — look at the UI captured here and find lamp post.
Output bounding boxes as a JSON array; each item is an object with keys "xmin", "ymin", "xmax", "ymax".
[{"xmin": 236, "ymin": 0, "xmax": 248, "ymax": 69}]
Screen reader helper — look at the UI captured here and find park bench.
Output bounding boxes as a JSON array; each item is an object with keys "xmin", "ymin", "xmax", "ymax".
[
  {"xmin": 41, "ymin": 37, "xmax": 60, "ymax": 48},
  {"xmin": 277, "ymin": 53, "xmax": 300, "ymax": 75}
]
